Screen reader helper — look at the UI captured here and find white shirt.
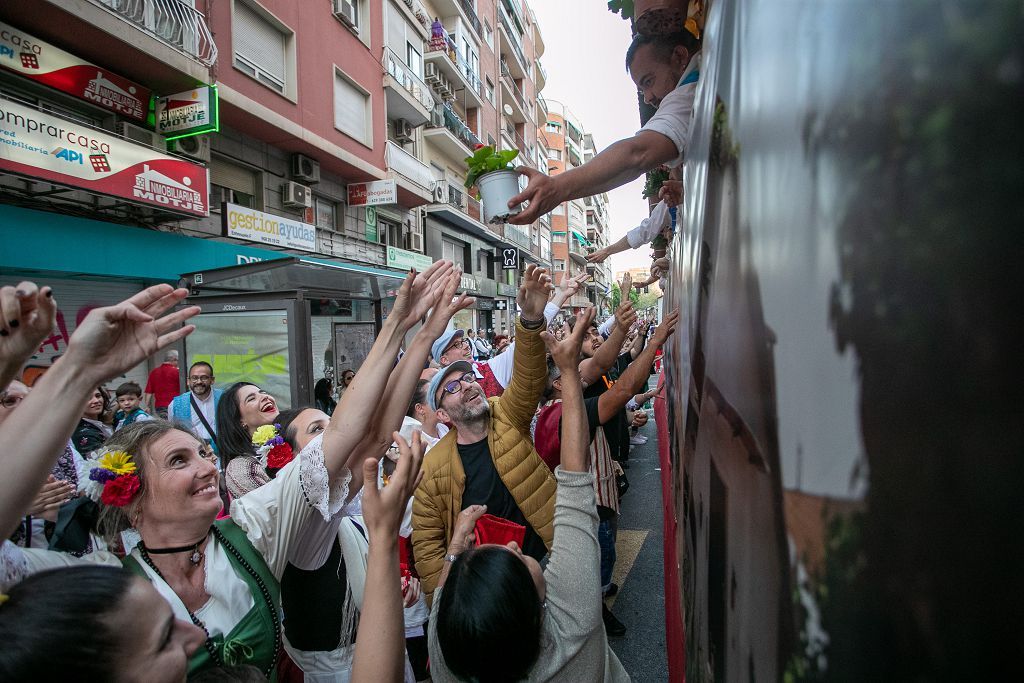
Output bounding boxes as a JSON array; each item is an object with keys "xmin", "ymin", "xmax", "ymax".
[
  {"xmin": 627, "ymin": 200, "xmax": 672, "ymax": 249},
  {"xmin": 168, "ymin": 390, "xmax": 217, "ymax": 441},
  {"xmin": 477, "ymin": 302, "xmax": 561, "ymax": 388},
  {"xmin": 637, "ymin": 52, "xmax": 702, "ymax": 169}
]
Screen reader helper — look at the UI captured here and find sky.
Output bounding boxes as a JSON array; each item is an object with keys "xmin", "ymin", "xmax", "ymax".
[{"xmin": 530, "ymin": 1, "xmax": 652, "ymax": 276}]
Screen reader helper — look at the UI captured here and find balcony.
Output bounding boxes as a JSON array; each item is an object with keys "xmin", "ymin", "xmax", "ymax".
[
  {"xmin": 383, "ymin": 48, "xmax": 434, "ymax": 127},
  {"xmin": 91, "ymin": 0, "xmax": 217, "ymax": 66},
  {"xmin": 536, "ymin": 93, "xmax": 549, "ymax": 128},
  {"xmin": 498, "ymin": 4, "xmax": 529, "ymax": 79},
  {"xmin": 499, "ymin": 62, "xmax": 529, "ymax": 124},
  {"xmin": 503, "ymin": 222, "xmax": 531, "ymax": 250},
  {"xmin": 424, "ymin": 104, "xmax": 481, "ymax": 161},
  {"xmin": 569, "ymin": 231, "xmax": 589, "ymax": 265},
  {"xmin": 425, "ymin": 28, "xmax": 484, "ymax": 109},
  {"xmin": 431, "ymin": 0, "xmax": 482, "ymax": 37},
  {"xmin": 386, "ymin": 141, "xmax": 433, "ymax": 204},
  {"xmin": 425, "ymin": 182, "xmax": 504, "ymax": 245},
  {"xmin": 535, "ymin": 59, "xmax": 547, "ymax": 90}
]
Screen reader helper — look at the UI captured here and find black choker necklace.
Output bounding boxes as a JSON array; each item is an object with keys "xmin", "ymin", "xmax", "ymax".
[{"xmin": 140, "ymin": 535, "xmax": 208, "ymax": 566}]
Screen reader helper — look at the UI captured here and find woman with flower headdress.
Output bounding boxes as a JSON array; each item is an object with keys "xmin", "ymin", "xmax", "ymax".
[{"xmin": 0, "ymin": 262, "xmax": 459, "ymax": 679}]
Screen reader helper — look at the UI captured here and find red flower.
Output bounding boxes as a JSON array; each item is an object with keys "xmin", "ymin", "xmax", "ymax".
[
  {"xmin": 474, "ymin": 143, "xmax": 485, "ymax": 149},
  {"xmin": 267, "ymin": 442, "xmax": 295, "ymax": 470},
  {"xmin": 101, "ymin": 474, "xmax": 141, "ymax": 507}
]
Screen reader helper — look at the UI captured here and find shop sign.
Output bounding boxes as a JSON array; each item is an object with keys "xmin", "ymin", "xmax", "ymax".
[
  {"xmin": 497, "ymin": 282, "xmax": 517, "ymax": 297},
  {"xmin": 495, "ymin": 300, "xmax": 508, "ymax": 310},
  {"xmin": 501, "ymin": 247, "xmax": 519, "ymax": 270},
  {"xmin": 347, "ymin": 179, "xmax": 397, "ymax": 207},
  {"xmin": 476, "ymin": 298, "xmax": 495, "ymax": 310},
  {"xmin": 387, "ymin": 245, "xmax": 433, "ymax": 272},
  {"xmin": 155, "ymin": 85, "xmax": 219, "ymax": 139},
  {"xmin": 0, "ymin": 22, "xmax": 151, "ymax": 121},
  {"xmin": 460, "ymin": 273, "xmax": 478, "ymax": 292},
  {"xmin": 0, "ymin": 97, "xmax": 207, "ymax": 216},
  {"xmin": 223, "ymin": 203, "xmax": 317, "ymax": 251}
]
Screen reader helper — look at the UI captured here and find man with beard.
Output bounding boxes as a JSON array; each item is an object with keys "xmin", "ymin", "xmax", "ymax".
[
  {"xmin": 167, "ymin": 361, "xmax": 223, "ymax": 453},
  {"xmin": 413, "ymin": 265, "xmax": 555, "ymax": 599}
]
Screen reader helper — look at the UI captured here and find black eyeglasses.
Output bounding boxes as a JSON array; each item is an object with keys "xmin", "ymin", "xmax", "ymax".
[
  {"xmin": 442, "ymin": 372, "xmax": 478, "ymax": 396},
  {"xmin": 189, "ymin": 375, "xmax": 212, "ymax": 382},
  {"xmin": 445, "ymin": 339, "xmax": 471, "ymax": 352},
  {"xmin": 1, "ymin": 392, "xmax": 24, "ymax": 409}
]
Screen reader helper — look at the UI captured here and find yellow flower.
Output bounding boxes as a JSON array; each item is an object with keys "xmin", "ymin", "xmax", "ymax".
[
  {"xmin": 252, "ymin": 425, "xmax": 277, "ymax": 446},
  {"xmin": 98, "ymin": 450, "xmax": 136, "ymax": 475}
]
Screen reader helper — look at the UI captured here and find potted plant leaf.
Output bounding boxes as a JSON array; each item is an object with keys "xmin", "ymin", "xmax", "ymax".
[
  {"xmin": 465, "ymin": 144, "xmax": 522, "ymax": 224},
  {"xmin": 650, "ymin": 232, "xmax": 669, "ymax": 259}
]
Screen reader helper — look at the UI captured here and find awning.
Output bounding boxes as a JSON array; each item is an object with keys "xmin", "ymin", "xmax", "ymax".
[
  {"xmin": 571, "ymin": 228, "xmax": 590, "ymax": 246},
  {"xmin": 179, "ymin": 257, "xmax": 405, "ymax": 300}
]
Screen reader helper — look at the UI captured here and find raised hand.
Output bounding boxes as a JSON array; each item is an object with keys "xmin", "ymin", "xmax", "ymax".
[
  {"xmin": 26, "ymin": 475, "xmax": 76, "ymax": 519},
  {"xmin": 658, "ymin": 179, "xmax": 683, "ymax": 206},
  {"xmin": 517, "ymin": 264, "xmax": 553, "ymax": 321},
  {"xmin": 447, "ymin": 504, "xmax": 487, "ymax": 556},
  {"xmin": 614, "ymin": 300, "xmax": 638, "ymax": 331},
  {"xmin": 651, "ymin": 309, "xmax": 680, "ymax": 345},
  {"xmin": 390, "ymin": 261, "xmax": 455, "ymax": 329},
  {"xmin": 0, "ymin": 281, "xmax": 58, "ymax": 388},
  {"xmin": 620, "ymin": 270, "xmax": 632, "ymax": 295},
  {"xmin": 586, "ymin": 247, "xmax": 611, "ymax": 264},
  {"xmin": 422, "ymin": 270, "xmax": 475, "ymax": 339},
  {"xmin": 505, "ymin": 166, "xmax": 561, "ymax": 225},
  {"xmin": 541, "ymin": 306, "xmax": 594, "ymax": 371},
  {"xmin": 361, "ymin": 431, "xmax": 425, "ymax": 540},
  {"xmin": 63, "ymin": 284, "xmax": 199, "ymax": 385}
]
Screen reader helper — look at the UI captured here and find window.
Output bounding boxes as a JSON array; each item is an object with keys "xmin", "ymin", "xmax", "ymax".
[
  {"xmin": 554, "ymin": 259, "xmax": 566, "ymax": 271},
  {"xmin": 547, "ymin": 148, "xmax": 561, "ymax": 161},
  {"xmin": 314, "ymin": 197, "xmax": 338, "ymax": 231},
  {"xmin": 546, "ymin": 122, "xmax": 561, "ymax": 134},
  {"xmin": 379, "ymin": 217, "xmax": 403, "ymax": 247},
  {"xmin": 484, "ymin": 19, "xmax": 494, "ymax": 49},
  {"xmin": 443, "ymin": 238, "xmax": 466, "ymax": 270},
  {"xmin": 334, "ymin": 69, "xmax": 371, "ymax": 147},
  {"xmin": 407, "ymin": 42, "xmax": 423, "ymax": 78},
  {"xmin": 210, "ymin": 155, "xmax": 259, "ymax": 211},
  {"xmin": 233, "ymin": 1, "xmax": 292, "ymax": 96},
  {"xmin": 485, "ymin": 77, "xmax": 495, "ymax": 106}
]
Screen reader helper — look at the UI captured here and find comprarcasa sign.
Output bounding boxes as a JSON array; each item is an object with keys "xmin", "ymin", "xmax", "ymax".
[
  {"xmin": 0, "ymin": 21, "xmax": 151, "ymax": 121},
  {"xmin": 0, "ymin": 98, "xmax": 208, "ymax": 217}
]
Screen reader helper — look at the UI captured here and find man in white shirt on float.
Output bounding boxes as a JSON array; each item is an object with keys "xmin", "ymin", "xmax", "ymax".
[{"xmin": 508, "ymin": 29, "xmax": 701, "ymax": 225}]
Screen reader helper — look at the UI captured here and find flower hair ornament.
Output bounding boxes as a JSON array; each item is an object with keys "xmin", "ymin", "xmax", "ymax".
[
  {"xmin": 80, "ymin": 450, "xmax": 141, "ymax": 508},
  {"xmin": 252, "ymin": 424, "xmax": 295, "ymax": 471}
]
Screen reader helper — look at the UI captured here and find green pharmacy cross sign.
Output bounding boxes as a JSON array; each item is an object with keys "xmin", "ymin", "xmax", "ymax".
[{"xmin": 155, "ymin": 84, "xmax": 220, "ymax": 140}]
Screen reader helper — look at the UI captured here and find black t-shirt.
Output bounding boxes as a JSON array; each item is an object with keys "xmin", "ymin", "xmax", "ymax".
[
  {"xmin": 458, "ymin": 437, "xmax": 547, "ymax": 561},
  {"xmin": 584, "ymin": 357, "xmax": 632, "ymax": 461}
]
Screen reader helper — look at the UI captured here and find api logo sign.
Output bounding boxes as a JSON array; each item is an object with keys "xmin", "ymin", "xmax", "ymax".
[{"xmin": 52, "ymin": 147, "xmax": 84, "ymax": 165}]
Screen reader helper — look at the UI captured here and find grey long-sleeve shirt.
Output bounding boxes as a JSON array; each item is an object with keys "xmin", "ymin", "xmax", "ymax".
[{"xmin": 427, "ymin": 467, "xmax": 630, "ymax": 682}]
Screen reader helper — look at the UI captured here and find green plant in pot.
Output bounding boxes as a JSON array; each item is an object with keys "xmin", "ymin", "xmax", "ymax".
[
  {"xmin": 650, "ymin": 232, "xmax": 669, "ymax": 258},
  {"xmin": 465, "ymin": 144, "xmax": 522, "ymax": 224}
]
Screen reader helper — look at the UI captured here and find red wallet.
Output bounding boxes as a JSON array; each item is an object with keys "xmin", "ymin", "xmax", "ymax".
[{"xmin": 473, "ymin": 513, "xmax": 526, "ymax": 547}]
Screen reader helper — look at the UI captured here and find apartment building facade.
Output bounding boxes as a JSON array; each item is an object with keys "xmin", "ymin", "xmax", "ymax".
[
  {"xmin": 0, "ymin": 0, "xmax": 552, "ymax": 390},
  {"xmin": 542, "ymin": 99, "xmax": 613, "ymax": 314}
]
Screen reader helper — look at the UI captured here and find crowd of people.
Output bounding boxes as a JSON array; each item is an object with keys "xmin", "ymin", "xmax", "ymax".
[{"xmin": 0, "ymin": 22, "xmax": 701, "ymax": 683}]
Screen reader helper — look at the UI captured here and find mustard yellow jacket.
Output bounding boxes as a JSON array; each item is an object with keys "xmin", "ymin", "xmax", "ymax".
[{"xmin": 412, "ymin": 317, "xmax": 556, "ymax": 600}]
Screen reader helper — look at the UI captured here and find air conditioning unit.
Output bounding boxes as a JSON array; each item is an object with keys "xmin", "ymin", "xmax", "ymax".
[
  {"xmin": 115, "ymin": 121, "xmax": 162, "ymax": 150},
  {"xmin": 282, "ymin": 181, "xmax": 312, "ymax": 208},
  {"xmin": 290, "ymin": 153, "xmax": 320, "ymax": 183},
  {"xmin": 433, "ymin": 75, "xmax": 450, "ymax": 97},
  {"xmin": 169, "ymin": 134, "xmax": 211, "ymax": 163},
  {"xmin": 395, "ymin": 118, "xmax": 414, "ymax": 143},
  {"xmin": 424, "ymin": 62, "xmax": 440, "ymax": 84},
  {"xmin": 430, "ymin": 108, "xmax": 444, "ymax": 127},
  {"xmin": 432, "ymin": 181, "xmax": 446, "ymax": 203},
  {"xmin": 333, "ymin": 0, "xmax": 357, "ymax": 29}
]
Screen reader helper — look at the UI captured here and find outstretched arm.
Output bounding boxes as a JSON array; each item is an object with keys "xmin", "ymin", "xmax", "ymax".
[
  {"xmin": 508, "ymin": 131, "xmax": 678, "ymax": 224},
  {"xmin": 579, "ymin": 300, "xmax": 636, "ymax": 388},
  {"xmin": 322, "ymin": 262, "xmax": 452, "ymax": 483},
  {"xmin": 0, "ymin": 284, "xmax": 197, "ymax": 537},
  {"xmin": 597, "ymin": 311, "xmax": 678, "ymax": 424},
  {"xmin": 586, "ymin": 235, "xmax": 632, "ymax": 264},
  {"xmin": 542, "ymin": 309, "xmax": 592, "ymax": 473}
]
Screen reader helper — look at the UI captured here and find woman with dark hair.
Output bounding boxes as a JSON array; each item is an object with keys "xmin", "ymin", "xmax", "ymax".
[
  {"xmin": 336, "ymin": 369, "xmax": 356, "ymax": 402},
  {"xmin": 428, "ymin": 309, "xmax": 629, "ymax": 682},
  {"xmin": 72, "ymin": 385, "xmax": 114, "ymax": 457},
  {"xmin": 314, "ymin": 378, "xmax": 337, "ymax": 415},
  {"xmin": 0, "ymin": 565, "xmax": 205, "ymax": 682},
  {"xmin": 215, "ymin": 381, "xmax": 281, "ymax": 499}
]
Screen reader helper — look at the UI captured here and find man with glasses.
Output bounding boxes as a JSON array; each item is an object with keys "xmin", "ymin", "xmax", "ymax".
[
  {"xmin": 167, "ymin": 361, "xmax": 222, "ymax": 454},
  {"xmin": 413, "ymin": 265, "xmax": 557, "ymax": 600}
]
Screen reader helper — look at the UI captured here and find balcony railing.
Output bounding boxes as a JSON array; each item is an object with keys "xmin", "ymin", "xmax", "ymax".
[
  {"xmin": 438, "ymin": 104, "xmax": 482, "ymax": 149},
  {"xmin": 499, "ymin": 61, "xmax": 529, "ymax": 114},
  {"xmin": 444, "ymin": 182, "xmax": 483, "ymax": 222},
  {"xmin": 426, "ymin": 28, "xmax": 483, "ymax": 96},
  {"xmin": 93, "ymin": 0, "xmax": 217, "ymax": 66},
  {"xmin": 459, "ymin": 0, "xmax": 482, "ymax": 36},
  {"xmin": 383, "ymin": 47, "xmax": 436, "ymax": 112},
  {"xmin": 497, "ymin": 5, "xmax": 529, "ymax": 75},
  {"xmin": 386, "ymin": 141, "xmax": 434, "ymax": 190}
]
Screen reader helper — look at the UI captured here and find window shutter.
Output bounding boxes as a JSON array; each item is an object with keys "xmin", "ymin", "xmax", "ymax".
[
  {"xmin": 234, "ymin": 3, "xmax": 286, "ymax": 85},
  {"xmin": 334, "ymin": 73, "xmax": 368, "ymax": 142},
  {"xmin": 211, "ymin": 156, "xmax": 256, "ymax": 195}
]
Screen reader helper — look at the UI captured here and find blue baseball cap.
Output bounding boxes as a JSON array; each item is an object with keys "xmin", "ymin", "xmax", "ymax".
[
  {"xmin": 431, "ymin": 328, "xmax": 465, "ymax": 364},
  {"xmin": 427, "ymin": 360, "xmax": 474, "ymax": 411}
]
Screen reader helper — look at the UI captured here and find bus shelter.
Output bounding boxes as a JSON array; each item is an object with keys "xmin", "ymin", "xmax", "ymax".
[{"xmin": 177, "ymin": 257, "xmax": 405, "ymax": 408}]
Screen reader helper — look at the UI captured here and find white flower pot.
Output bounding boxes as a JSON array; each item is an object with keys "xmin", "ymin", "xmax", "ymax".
[{"xmin": 477, "ymin": 170, "xmax": 522, "ymax": 224}]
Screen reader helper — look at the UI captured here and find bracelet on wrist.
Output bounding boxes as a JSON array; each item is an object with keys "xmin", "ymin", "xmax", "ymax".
[{"xmin": 519, "ymin": 315, "xmax": 545, "ymax": 330}]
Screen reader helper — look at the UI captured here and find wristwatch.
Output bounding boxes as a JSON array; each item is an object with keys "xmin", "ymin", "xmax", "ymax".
[
  {"xmin": 519, "ymin": 315, "xmax": 545, "ymax": 330},
  {"xmin": 444, "ymin": 553, "xmax": 460, "ymax": 563}
]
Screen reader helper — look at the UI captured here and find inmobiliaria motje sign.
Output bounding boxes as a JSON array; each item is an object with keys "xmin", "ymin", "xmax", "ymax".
[
  {"xmin": 0, "ymin": 98, "xmax": 208, "ymax": 217},
  {"xmin": 0, "ymin": 21, "xmax": 151, "ymax": 121}
]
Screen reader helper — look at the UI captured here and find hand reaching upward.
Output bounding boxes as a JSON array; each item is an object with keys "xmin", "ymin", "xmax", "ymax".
[
  {"xmin": 541, "ymin": 306, "xmax": 594, "ymax": 372},
  {"xmin": 517, "ymin": 264, "xmax": 553, "ymax": 321},
  {"xmin": 389, "ymin": 260, "xmax": 455, "ymax": 330},
  {"xmin": 0, "ymin": 281, "xmax": 58, "ymax": 389}
]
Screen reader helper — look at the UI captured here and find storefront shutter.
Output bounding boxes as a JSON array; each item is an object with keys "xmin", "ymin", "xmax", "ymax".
[{"xmin": 210, "ymin": 156, "xmax": 256, "ymax": 195}]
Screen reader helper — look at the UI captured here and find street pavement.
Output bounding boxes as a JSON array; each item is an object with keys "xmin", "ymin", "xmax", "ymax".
[{"xmin": 607, "ymin": 418, "xmax": 669, "ymax": 682}]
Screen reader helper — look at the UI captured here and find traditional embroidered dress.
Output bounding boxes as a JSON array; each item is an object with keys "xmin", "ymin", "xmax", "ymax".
[
  {"xmin": 473, "ymin": 361, "xmax": 505, "ymax": 398},
  {"xmin": 0, "ymin": 433, "xmax": 352, "ymax": 679}
]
